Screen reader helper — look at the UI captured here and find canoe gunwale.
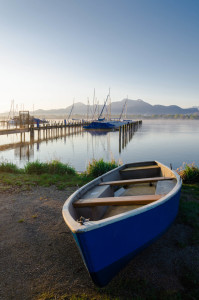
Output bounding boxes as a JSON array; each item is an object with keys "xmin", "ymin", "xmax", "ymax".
[{"xmin": 62, "ymin": 161, "xmax": 182, "ymax": 233}]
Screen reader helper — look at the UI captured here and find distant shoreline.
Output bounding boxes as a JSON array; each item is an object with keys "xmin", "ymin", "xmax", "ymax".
[{"xmin": 0, "ymin": 114, "xmax": 199, "ymax": 120}]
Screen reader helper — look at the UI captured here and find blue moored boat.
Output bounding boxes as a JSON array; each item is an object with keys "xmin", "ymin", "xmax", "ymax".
[
  {"xmin": 62, "ymin": 161, "xmax": 182, "ymax": 287},
  {"xmin": 83, "ymin": 119, "xmax": 130, "ymax": 130},
  {"xmin": 83, "ymin": 93, "xmax": 131, "ymax": 130}
]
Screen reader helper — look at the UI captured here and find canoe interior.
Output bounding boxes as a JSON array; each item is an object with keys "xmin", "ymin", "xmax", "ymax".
[{"xmin": 70, "ymin": 161, "xmax": 177, "ymax": 222}]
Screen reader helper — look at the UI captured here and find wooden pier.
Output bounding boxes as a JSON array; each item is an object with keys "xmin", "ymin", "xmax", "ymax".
[
  {"xmin": 0, "ymin": 121, "xmax": 88, "ymax": 161},
  {"xmin": 0, "ymin": 120, "xmax": 90, "ymax": 137}
]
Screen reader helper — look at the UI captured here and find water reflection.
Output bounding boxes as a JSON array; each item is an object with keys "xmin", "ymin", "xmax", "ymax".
[
  {"xmin": 1, "ymin": 120, "xmax": 199, "ymax": 171},
  {"xmin": 0, "ymin": 125, "xmax": 84, "ymax": 162},
  {"xmin": 0, "ymin": 123, "xmax": 138, "ymax": 165},
  {"xmin": 119, "ymin": 122, "xmax": 140, "ymax": 153}
]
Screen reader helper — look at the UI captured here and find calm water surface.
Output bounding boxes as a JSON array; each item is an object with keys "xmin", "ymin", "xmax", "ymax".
[{"xmin": 0, "ymin": 120, "xmax": 199, "ymax": 171}]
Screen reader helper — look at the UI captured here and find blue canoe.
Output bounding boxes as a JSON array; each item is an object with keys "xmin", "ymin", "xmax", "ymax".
[{"xmin": 62, "ymin": 161, "xmax": 182, "ymax": 287}]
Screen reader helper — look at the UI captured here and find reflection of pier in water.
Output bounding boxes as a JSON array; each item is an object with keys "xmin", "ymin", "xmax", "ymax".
[
  {"xmin": 0, "ymin": 120, "xmax": 142, "ymax": 161},
  {"xmin": 0, "ymin": 125, "xmax": 84, "ymax": 161},
  {"xmin": 119, "ymin": 121, "xmax": 142, "ymax": 153},
  {"xmin": 86, "ymin": 120, "xmax": 142, "ymax": 154}
]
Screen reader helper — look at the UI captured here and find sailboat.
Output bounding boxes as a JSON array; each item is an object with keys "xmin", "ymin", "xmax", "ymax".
[{"xmin": 83, "ymin": 96, "xmax": 131, "ymax": 130}]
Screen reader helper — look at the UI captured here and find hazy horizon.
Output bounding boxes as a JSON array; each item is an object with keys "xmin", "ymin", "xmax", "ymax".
[{"xmin": 0, "ymin": 0, "xmax": 199, "ymax": 113}]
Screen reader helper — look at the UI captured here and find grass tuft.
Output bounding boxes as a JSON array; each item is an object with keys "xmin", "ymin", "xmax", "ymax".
[
  {"xmin": 86, "ymin": 159, "xmax": 119, "ymax": 178},
  {"xmin": 18, "ymin": 219, "xmax": 24, "ymax": 223},
  {"xmin": 177, "ymin": 162, "xmax": 199, "ymax": 183},
  {"xmin": 24, "ymin": 160, "xmax": 76, "ymax": 175},
  {"xmin": 0, "ymin": 162, "xmax": 20, "ymax": 173}
]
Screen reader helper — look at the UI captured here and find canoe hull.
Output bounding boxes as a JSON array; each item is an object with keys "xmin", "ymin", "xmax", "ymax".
[
  {"xmin": 62, "ymin": 161, "xmax": 182, "ymax": 287},
  {"xmin": 72, "ymin": 186, "xmax": 181, "ymax": 287}
]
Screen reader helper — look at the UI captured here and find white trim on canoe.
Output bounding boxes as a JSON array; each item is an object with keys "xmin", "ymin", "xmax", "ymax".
[{"xmin": 62, "ymin": 161, "xmax": 182, "ymax": 233}]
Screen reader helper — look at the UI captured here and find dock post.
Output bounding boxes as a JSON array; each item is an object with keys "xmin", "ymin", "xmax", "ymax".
[
  {"xmin": 30, "ymin": 125, "xmax": 34, "ymax": 139},
  {"xmin": 124, "ymin": 124, "xmax": 127, "ymax": 147},
  {"xmin": 122, "ymin": 125, "xmax": 124, "ymax": 149},
  {"xmin": 38, "ymin": 128, "xmax": 41, "ymax": 141},
  {"xmin": 119, "ymin": 126, "xmax": 121, "ymax": 153}
]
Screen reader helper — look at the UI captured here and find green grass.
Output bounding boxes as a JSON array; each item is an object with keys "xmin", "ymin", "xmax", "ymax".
[
  {"xmin": 0, "ymin": 160, "xmax": 77, "ymax": 176},
  {"xmin": 0, "ymin": 160, "xmax": 95, "ymax": 190},
  {"xmin": 178, "ymin": 200, "xmax": 199, "ymax": 228},
  {"xmin": 0, "ymin": 162, "xmax": 20, "ymax": 173},
  {"xmin": 0, "ymin": 158, "xmax": 119, "ymax": 178},
  {"xmin": 24, "ymin": 160, "xmax": 76, "ymax": 175},
  {"xmin": 177, "ymin": 184, "xmax": 199, "ymax": 246},
  {"xmin": 181, "ymin": 183, "xmax": 199, "ymax": 199},
  {"xmin": 37, "ymin": 279, "xmax": 183, "ymax": 300},
  {"xmin": 0, "ymin": 172, "xmax": 92, "ymax": 190},
  {"xmin": 178, "ymin": 163, "xmax": 199, "ymax": 183},
  {"xmin": 86, "ymin": 158, "xmax": 119, "ymax": 178},
  {"xmin": 18, "ymin": 219, "xmax": 24, "ymax": 223},
  {"xmin": 37, "ymin": 294, "xmax": 108, "ymax": 300},
  {"xmin": 0, "ymin": 159, "xmax": 120, "ymax": 190}
]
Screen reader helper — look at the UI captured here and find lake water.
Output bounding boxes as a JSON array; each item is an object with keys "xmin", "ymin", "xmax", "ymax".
[{"xmin": 0, "ymin": 120, "xmax": 199, "ymax": 171}]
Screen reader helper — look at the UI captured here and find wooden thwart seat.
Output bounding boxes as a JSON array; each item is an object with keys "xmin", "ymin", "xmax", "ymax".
[
  {"xmin": 73, "ymin": 194, "xmax": 164, "ymax": 208},
  {"xmin": 120, "ymin": 165, "xmax": 160, "ymax": 172},
  {"xmin": 99, "ymin": 176, "xmax": 174, "ymax": 186}
]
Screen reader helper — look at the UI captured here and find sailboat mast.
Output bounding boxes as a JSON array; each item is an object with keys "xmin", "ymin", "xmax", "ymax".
[
  {"xmin": 119, "ymin": 98, "xmax": 128, "ymax": 120},
  {"xmin": 108, "ymin": 88, "xmax": 111, "ymax": 120},
  {"xmin": 98, "ymin": 91, "xmax": 110, "ymax": 120},
  {"xmin": 87, "ymin": 98, "xmax": 90, "ymax": 121},
  {"xmin": 68, "ymin": 100, "xmax": 74, "ymax": 120},
  {"xmin": 93, "ymin": 88, "xmax": 95, "ymax": 120}
]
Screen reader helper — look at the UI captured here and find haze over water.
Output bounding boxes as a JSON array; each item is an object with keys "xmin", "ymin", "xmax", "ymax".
[{"xmin": 0, "ymin": 120, "xmax": 199, "ymax": 171}]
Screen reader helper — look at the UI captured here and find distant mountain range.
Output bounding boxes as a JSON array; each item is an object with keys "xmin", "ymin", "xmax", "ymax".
[
  {"xmin": 32, "ymin": 99, "xmax": 198, "ymax": 116},
  {"xmin": 0, "ymin": 99, "xmax": 198, "ymax": 118}
]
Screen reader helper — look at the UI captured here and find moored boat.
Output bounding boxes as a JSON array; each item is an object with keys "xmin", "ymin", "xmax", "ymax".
[
  {"xmin": 62, "ymin": 161, "xmax": 182, "ymax": 287},
  {"xmin": 83, "ymin": 93, "xmax": 132, "ymax": 130},
  {"xmin": 83, "ymin": 119, "xmax": 131, "ymax": 130}
]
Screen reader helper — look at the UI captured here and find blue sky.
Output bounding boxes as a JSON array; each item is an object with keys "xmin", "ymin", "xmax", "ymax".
[{"xmin": 0, "ymin": 0, "xmax": 199, "ymax": 112}]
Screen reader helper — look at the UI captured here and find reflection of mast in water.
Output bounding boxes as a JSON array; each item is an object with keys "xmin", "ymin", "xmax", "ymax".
[
  {"xmin": 87, "ymin": 130, "xmax": 111, "ymax": 161},
  {"xmin": 86, "ymin": 131, "xmax": 89, "ymax": 159},
  {"xmin": 85, "ymin": 131, "xmax": 94, "ymax": 168},
  {"xmin": 107, "ymin": 132, "xmax": 111, "ymax": 161},
  {"xmin": 69, "ymin": 129, "xmax": 75, "ymax": 154},
  {"xmin": 92, "ymin": 132, "xmax": 94, "ymax": 159}
]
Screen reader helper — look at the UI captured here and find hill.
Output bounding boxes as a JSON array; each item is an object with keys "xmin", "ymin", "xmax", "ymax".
[
  {"xmin": 33, "ymin": 99, "xmax": 198, "ymax": 116},
  {"xmin": 0, "ymin": 99, "xmax": 198, "ymax": 118}
]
